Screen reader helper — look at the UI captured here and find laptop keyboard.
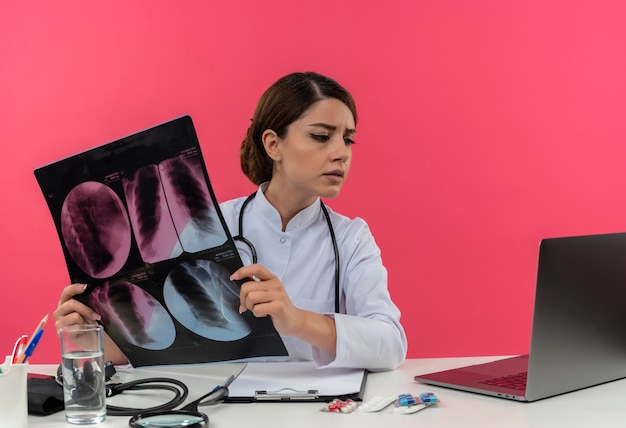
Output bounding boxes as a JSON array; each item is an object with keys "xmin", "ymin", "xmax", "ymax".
[{"xmin": 478, "ymin": 372, "xmax": 527, "ymax": 390}]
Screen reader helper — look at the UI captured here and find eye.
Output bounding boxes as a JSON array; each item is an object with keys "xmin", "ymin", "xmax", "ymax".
[
  {"xmin": 311, "ymin": 134, "xmax": 330, "ymax": 142},
  {"xmin": 344, "ymin": 137, "xmax": 356, "ymax": 146}
]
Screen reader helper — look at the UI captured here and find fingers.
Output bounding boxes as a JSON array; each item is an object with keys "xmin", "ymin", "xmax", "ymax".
[
  {"xmin": 233, "ymin": 265, "xmax": 272, "ymax": 311},
  {"xmin": 238, "ymin": 278, "xmax": 266, "ymax": 315},
  {"xmin": 230, "ymin": 263, "xmax": 273, "ymax": 282},
  {"xmin": 232, "ymin": 265, "xmax": 301, "ymax": 336},
  {"xmin": 58, "ymin": 283, "xmax": 87, "ymax": 306},
  {"xmin": 240, "ymin": 286, "xmax": 275, "ymax": 316},
  {"xmin": 54, "ymin": 283, "xmax": 101, "ymax": 334},
  {"xmin": 236, "ymin": 271, "xmax": 291, "ymax": 319},
  {"xmin": 238, "ymin": 278, "xmax": 301, "ymax": 336},
  {"xmin": 232, "ymin": 264, "xmax": 272, "ymax": 313}
]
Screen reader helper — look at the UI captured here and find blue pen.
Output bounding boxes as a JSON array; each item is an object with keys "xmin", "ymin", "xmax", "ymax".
[
  {"xmin": 16, "ymin": 314, "xmax": 48, "ymax": 364},
  {"xmin": 19, "ymin": 328, "xmax": 44, "ymax": 364}
]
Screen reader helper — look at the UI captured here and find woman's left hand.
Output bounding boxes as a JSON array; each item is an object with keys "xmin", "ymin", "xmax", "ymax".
[{"xmin": 231, "ymin": 264, "xmax": 302, "ymax": 336}]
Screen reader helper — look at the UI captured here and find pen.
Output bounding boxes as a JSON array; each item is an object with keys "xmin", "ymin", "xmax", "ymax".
[
  {"xmin": 16, "ymin": 314, "xmax": 48, "ymax": 364},
  {"xmin": 11, "ymin": 334, "xmax": 28, "ymax": 364},
  {"xmin": 18, "ymin": 328, "xmax": 44, "ymax": 364},
  {"xmin": 26, "ymin": 314, "xmax": 48, "ymax": 346},
  {"xmin": 211, "ymin": 374, "xmax": 236, "ymax": 392},
  {"xmin": 223, "ymin": 374, "xmax": 236, "ymax": 388}
]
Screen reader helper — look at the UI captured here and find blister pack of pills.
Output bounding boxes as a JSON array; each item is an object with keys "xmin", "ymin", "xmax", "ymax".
[
  {"xmin": 321, "ymin": 392, "xmax": 439, "ymax": 415},
  {"xmin": 320, "ymin": 398, "xmax": 358, "ymax": 413},
  {"xmin": 392, "ymin": 392, "xmax": 439, "ymax": 414},
  {"xmin": 357, "ymin": 396, "xmax": 396, "ymax": 412}
]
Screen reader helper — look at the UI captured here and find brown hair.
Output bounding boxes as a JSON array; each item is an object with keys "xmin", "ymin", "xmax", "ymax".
[{"xmin": 240, "ymin": 72, "xmax": 357, "ymax": 185}]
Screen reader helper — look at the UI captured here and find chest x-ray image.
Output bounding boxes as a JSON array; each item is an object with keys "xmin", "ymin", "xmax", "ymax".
[{"xmin": 35, "ymin": 115, "xmax": 287, "ymax": 367}]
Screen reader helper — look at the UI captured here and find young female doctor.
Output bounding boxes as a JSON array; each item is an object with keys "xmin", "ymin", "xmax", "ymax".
[{"xmin": 54, "ymin": 72, "xmax": 407, "ymax": 371}]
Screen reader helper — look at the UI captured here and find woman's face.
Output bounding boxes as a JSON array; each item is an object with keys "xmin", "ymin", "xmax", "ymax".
[{"xmin": 266, "ymin": 97, "xmax": 356, "ymax": 203}]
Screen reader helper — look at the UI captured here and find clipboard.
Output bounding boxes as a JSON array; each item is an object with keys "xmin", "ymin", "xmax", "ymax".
[{"xmin": 225, "ymin": 361, "xmax": 368, "ymax": 403}]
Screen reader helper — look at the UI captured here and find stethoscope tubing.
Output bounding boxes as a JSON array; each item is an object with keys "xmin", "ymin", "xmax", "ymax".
[{"xmin": 232, "ymin": 192, "xmax": 341, "ymax": 313}]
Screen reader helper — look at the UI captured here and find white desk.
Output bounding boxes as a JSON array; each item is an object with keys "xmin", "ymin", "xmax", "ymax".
[{"xmin": 27, "ymin": 356, "xmax": 626, "ymax": 427}]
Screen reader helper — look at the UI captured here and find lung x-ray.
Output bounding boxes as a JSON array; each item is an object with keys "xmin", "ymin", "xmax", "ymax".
[{"xmin": 35, "ymin": 116, "xmax": 287, "ymax": 366}]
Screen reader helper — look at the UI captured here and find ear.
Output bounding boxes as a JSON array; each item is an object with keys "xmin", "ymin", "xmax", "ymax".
[{"xmin": 262, "ymin": 129, "xmax": 282, "ymax": 162}]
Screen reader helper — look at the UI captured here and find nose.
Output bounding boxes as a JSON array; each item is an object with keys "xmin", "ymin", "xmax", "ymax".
[{"xmin": 330, "ymin": 136, "xmax": 351, "ymax": 162}]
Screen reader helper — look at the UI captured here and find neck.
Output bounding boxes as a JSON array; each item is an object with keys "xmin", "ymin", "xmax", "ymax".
[{"xmin": 264, "ymin": 182, "xmax": 317, "ymax": 231}]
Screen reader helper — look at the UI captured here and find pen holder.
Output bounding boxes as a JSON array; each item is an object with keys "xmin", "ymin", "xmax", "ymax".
[{"xmin": 0, "ymin": 355, "xmax": 28, "ymax": 428}]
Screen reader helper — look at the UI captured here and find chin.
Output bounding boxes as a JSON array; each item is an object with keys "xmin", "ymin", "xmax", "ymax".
[{"xmin": 319, "ymin": 187, "xmax": 342, "ymax": 199}]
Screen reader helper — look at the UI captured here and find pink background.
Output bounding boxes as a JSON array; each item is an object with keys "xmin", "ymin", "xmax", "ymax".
[{"xmin": 2, "ymin": 1, "xmax": 626, "ymax": 364}]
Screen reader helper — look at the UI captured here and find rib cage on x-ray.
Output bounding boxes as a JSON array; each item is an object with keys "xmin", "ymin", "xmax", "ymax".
[
  {"xmin": 86, "ymin": 258, "xmax": 250, "ymax": 351},
  {"xmin": 123, "ymin": 165, "xmax": 172, "ymax": 262},
  {"xmin": 123, "ymin": 164, "xmax": 183, "ymax": 263},
  {"xmin": 159, "ymin": 154, "xmax": 227, "ymax": 252},
  {"xmin": 89, "ymin": 280, "xmax": 176, "ymax": 350},
  {"xmin": 123, "ymin": 153, "xmax": 227, "ymax": 264},
  {"xmin": 161, "ymin": 156, "xmax": 214, "ymax": 231},
  {"xmin": 163, "ymin": 260, "xmax": 250, "ymax": 341},
  {"xmin": 60, "ymin": 182, "xmax": 132, "ymax": 279}
]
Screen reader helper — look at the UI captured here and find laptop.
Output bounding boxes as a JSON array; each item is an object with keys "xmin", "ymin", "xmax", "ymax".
[{"xmin": 414, "ymin": 232, "xmax": 626, "ymax": 402}]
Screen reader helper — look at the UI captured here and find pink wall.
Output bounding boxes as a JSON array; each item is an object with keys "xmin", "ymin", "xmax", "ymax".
[{"xmin": 2, "ymin": 1, "xmax": 626, "ymax": 364}]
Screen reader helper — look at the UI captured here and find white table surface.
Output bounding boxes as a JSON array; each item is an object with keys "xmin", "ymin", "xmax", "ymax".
[{"xmin": 27, "ymin": 356, "xmax": 626, "ymax": 428}]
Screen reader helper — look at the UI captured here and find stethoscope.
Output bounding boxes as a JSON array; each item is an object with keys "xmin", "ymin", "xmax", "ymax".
[
  {"xmin": 232, "ymin": 192, "xmax": 341, "ymax": 313},
  {"xmin": 57, "ymin": 363, "xmax": 233, "ymax": 427},
  {"xmin": 126, "ymin": 375, "xmax": 234, "ymax": 428}
]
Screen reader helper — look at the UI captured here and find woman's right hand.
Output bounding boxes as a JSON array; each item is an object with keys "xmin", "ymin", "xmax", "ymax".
[
  {"xmin": 54, "ymin": 283, "xmax": 129, "ymax": 365},
  {"xmin": 53, "ymin": 283, "xmax": 101, "ymax": 334}
]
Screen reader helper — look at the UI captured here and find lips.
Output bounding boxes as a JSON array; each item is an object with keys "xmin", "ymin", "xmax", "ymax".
[{"xmin": 324, "ymin": 169, "xmax": 344, "ymax": 178}]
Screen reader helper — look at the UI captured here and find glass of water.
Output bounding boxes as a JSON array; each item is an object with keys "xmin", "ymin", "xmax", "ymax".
[{"xmin": 59, "ymin": 324, "xmax": 106, "ymax": 424}]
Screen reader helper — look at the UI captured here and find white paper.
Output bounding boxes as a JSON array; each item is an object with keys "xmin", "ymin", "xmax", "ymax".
[{"xmin": 228, "ymin": 361, "xmax": 366, "ymax": 399}]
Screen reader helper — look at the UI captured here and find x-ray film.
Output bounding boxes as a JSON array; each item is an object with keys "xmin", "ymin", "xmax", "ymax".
[{"xmin": 35, "ymin": 115, "xmax": 288, "ymax": 366}]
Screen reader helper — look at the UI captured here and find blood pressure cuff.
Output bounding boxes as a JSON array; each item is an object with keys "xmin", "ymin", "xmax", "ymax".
[{"xmin": 27, "ymin": 376, "xmax": 64, "ymax": 416}]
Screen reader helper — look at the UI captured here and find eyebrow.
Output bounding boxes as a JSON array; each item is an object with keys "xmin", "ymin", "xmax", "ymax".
[{"xmin": 307, "ymin": 123, "xmax": 356, "ymax": 134}]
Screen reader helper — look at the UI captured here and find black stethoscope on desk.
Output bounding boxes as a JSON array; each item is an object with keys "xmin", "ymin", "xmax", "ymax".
[
  {"xmin": 232, "ymin": 192, "xmax": 341, "ymax": 313},
  {"xmin": 126, "ymin": 374, "xmax": 235, "ymax": 428},
  {"xmin": 57, "ymin": 363, "xmax": 237, "ymax": 428}
]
